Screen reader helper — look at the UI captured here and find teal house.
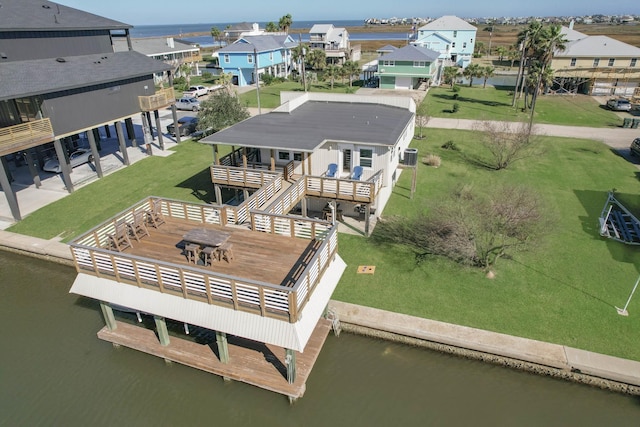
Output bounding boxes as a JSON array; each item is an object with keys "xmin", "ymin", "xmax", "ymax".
[
  {"xmin": 218, "ymin": 34, "xmax": 297, "ymax": 87},
  {"xmin": 375, "ymin": 45, "xmax": 440, "ymax": 90},
  {"xmin": 412, "ymin": 15, "xmax": 477, "ymax": 68}
]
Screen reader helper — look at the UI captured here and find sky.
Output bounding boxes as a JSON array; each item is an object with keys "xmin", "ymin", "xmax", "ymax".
[{"xmin": 54, "ymin": 0, "xmax": 640, "ymax": 26}]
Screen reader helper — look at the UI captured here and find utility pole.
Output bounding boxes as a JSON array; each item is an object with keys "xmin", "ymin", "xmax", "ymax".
[{"xmin": 254, "ymin": 47, "xmax": 261, "ymax": 115}]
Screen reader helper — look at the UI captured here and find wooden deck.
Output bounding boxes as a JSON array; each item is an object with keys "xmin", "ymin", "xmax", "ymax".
[
  {"xmin": 124, "ymin": 218, "xmax": 313, "ymax": 286},
  {"xmin": 97, "ymin": 318, "xmax": 333, "ymax": 400}
]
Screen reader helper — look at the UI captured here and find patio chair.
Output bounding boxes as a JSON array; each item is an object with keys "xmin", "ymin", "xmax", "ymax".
[
  {"xmin": 326, "ymin": 163, "xmax": 338, "ymax": 178},
  {"xmin": 145, "ymin": 199, "xmax": 165, "ymax": 228},
  {"xmin": 351, "ymin": 166, "xmax": 363, "ymax": 181},
  {"xmin": 127, "ymin": 211, "xmax": 150, "ymax": 242},
  {"xmin": 107, "ymin": 222, "xmax": 133, "ymax": 252}
]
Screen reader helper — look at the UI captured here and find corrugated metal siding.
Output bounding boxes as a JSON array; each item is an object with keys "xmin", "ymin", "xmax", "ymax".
[
  {"xmin": 69, "ymin": 255, "xmax": 346, "ymax": 352},
  {"xmin": 1, "ymin": 31, "xmax": 113, "ymax": 62}
]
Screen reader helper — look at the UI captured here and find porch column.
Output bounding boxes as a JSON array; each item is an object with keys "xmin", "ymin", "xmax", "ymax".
[
  {"xmin": 53, "ymin": 138, "xmax": 74, "ymax": 193},
  {"xmin": 216, "ymin": 331, "xmax": 229, "ymax": 363},
  {"xmin": 103, "ymin": 124, "xmax": 111, "ymax": 138},
  {"xmin": 124, "ymin": 117, "xmax": 137, "ymax": 148},
  {"xmin": 154, "ymin": 110, "xmax": 165, "ymax": 150},
  {"xmin": 214, "ymin": 184, "xmax": 222, "ymax": 205},
  {"xmin": 285, "ymin": 348, "xmax": 297, "ymax": 384},
  {"xmin": 91, "ymin": 129, "xmax": 102, "ymax": 151},
  {"xmin": 270, "ymin": 149, "xmax": 275, "ymax": 171},
  {"xmin": 301, "ymin": 197, "xmax": 308, "ymax": 216},
  {"xmin": 243, "ymin": 189, "xmax": 249, "ymax": 201},
  {"xmin": 0, "ymin": 156, "xmax": 21, "ymax": 221},
  {"xmin": 307, "ymin": 152, "xmax": 312, "ymax": 176},
  {"xmin": 145, "ymin": 111, "xmax": 154, "ymax": 139},
  {"xmin": 114, "ymin": 121, "xmax": 130, "ymax": 166},
  {"xmin": 170, "ymin": 105, "xmax": 181, "ymax": 143},
  {"xmin": 364, "ymin": 204, "xmax": 371, "ymax": 237},
  {"xmin": 99, "ymin": 302, "xmax": 117, "ymax": 331},
  {"xmin": 154, "ymin": 315, "xmax": 170, "ymax": 346},
  {"xmin": 87, "ymin": 129, "xmax": 103, "ymax": 178},
  {"xmin": 212, "ymin": 145, "xmax": 219, "ymax": 165},
  {"xmin": 230, "ymin": 146, "xmax": 236, "ymax": 166},
  {"xmin": 242, "ymin": 147, "xmax": 247, "ymax": 168},
  {"xmin": 24, "ymin": 149, "xmax": 41, "ymax": 188}
]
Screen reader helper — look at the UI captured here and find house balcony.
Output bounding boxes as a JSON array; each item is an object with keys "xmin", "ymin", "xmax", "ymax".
[
  {"xmin": 138, "ymin": 88, "xmax": 176, "ymax": 112},
  {"xmin": 0, "ymin": 118, "xmax": 54, "ymax": 157},
  {"xmin": 69, "ymin": 196, "xmax": 337, "ymax": 324}
]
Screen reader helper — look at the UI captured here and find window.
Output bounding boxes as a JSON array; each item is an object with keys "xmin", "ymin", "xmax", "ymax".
[
  {"xmin": 593, "ymin": 58, "xmax": 600, "ymax": 67},
  {"xmin": 359, "ymin": 148, "xmax": 373, "ymax": 168},
  {"xmin": 247, "ymin": 54, "xmax": 253, "ymax": 64},
  {"xmin": 470, "ymin": 38, "xmax": 473, "ymax": 44},
  {"xmin": 413, "ymin": 61, "xmax": 426, "ymax": 67},
  {"xmin": 224, "ymin": 54, "xmax": 230, "ymax": 63},
  {"xmin": 293, "ymin": 152, "xmax": 302, "ymax": 161},
  {"xmin": 382, "ymin": 60, "xmax": 395, "ymax": 66},
  {"xmin": 452, "ymin": 42, "xmax": 456, "ymax": 48},
  {"xmin": 453, "ymin": 31, "xmax": 457, "ymax": 38},
  {"xmin": 570, "ymin": 58, "xmax": 577, "ymax": 67},
  {"xmin": 278, "ymin": 151, "xmax": 290, "ymax": 160},
  {"xmin": 631, "ymin": 58, "xmax": 637, "ymax": 67},
  {"xmin": 463, "ymin": 42, "xmax": 467, "ymax": 49},
  {"xmin": 608, "ymin": 58, "xmax": 615, "ymax": 66}
]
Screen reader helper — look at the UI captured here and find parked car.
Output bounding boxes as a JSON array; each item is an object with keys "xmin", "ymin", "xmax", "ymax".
[
  {"xmin": 167, "ymin": 116, "xmax": 199, "ymax": 137},
  {"xmin": 606, "ymin": 98, "xmax": 632, "ymax": 111},
  {"xmin": 182, "ymin": 85, "xmax": 209, "ymax": 98},
  {"xmin": 630, "ymin": 138, "xmax": 640, "ymax": 157},
  {"xmin": 175, "ymin": 97, "xmax": 201, "ymax": 111},
  {"xmin": 42, "ymin": 148, "xmax": 93, "ymax": 173}
]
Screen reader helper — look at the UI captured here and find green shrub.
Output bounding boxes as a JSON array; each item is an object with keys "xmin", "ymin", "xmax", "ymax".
[
  {"xmin": 201, "ymin": 71, "xmax": 212, "ymax": 80},
  {"xmin": 173, "ymin": 76, "xmax": 187, "ymax": 91},
  {"xmin": 441, "ymin": 140, "xmax": 459, "ymax": 151},
  {"xmin": 453, "ymin": 93, "xmax": 459, "ymax": 100},
  {"xmin": 452, "ymin": 85, "xmax": 461, "ymax": 93},
  {"xmin": 452, "ymin": 103, "xmax": 460, "ymax": 113},
  {"xmin": 261, "ymin": 74, "xmax": 275, "ymax": 86}
]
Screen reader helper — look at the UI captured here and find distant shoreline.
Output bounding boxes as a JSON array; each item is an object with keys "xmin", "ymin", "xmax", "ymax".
[{"xmin": 162, "ymin": 25, "xmax": 413, "ymax": 40}]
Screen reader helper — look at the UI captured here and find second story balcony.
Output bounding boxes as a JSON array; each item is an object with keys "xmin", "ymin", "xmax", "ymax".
[
  {"xmin": 0, "ymin": 118, "xmax": 54, "ymax": 157},
  {"xmin": 138, "ymin": 88, "xmax": 176, "ymax": 112}
]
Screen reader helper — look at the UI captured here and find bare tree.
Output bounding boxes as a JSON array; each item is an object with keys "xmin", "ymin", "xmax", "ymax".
[
  {"xmin": 415, "ymin": 115, "xmax": 430, "ymax": 139},
  {"xmin": 470, "ymin": 120, "xmax": 542, "ymax": 170}
]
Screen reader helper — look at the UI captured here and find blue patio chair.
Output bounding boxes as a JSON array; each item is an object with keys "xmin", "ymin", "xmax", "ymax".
[
  {"xmin": 326, "ymin": 163, "xmax": 338, "ymax": 178},
  {"xmin": 351, "ymin": 166, "xmax": 363, "ymax": 180}
]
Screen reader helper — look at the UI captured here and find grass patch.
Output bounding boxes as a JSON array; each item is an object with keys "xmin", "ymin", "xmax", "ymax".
[
  {"xmin": 334, "ymin": 129, "xmax": 640, "ymax": 361},
  {"xmin": 423, "ymin": 86, "xmax": 622, "ymax": 127},
  {"xmin": 239, "ymin": 81, "xmax": 365, "ymax": 108}
]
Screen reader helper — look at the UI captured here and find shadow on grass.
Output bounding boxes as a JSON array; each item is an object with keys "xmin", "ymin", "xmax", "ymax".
[
  {"xmin": 176, "ymin": 167, "xmax": 216, "ymax": 203},
  {"xmin": 431, "ymin": 92, "xmax": 511, "ymax": 108}
]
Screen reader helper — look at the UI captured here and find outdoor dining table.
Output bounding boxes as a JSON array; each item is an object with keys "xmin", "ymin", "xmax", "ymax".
[{"xmin": 182, "ymin": 228, "xmax": 231, "ymax": 248}]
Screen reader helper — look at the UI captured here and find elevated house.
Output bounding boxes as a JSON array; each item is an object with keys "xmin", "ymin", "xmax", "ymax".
[
  {"xmin": 113, "ymin": 37, "xmax": 202, "ymax": 85},
  {"xmin": 551, "ymin": 26, "xmax": 640, "ymax": 96},
  {"xmin": 412, "ymin": 15, "xmax": 477, "ymax": 68},
  {"xmin": 200, "ymin": 92, "xmax": 416, "ymax": 234},
  {"xmin": 0, "ymin": 0, "xmax": 174, "ymax": 222},
  {"xmin": 217, "ymin": 34, "xmax": 297, "ymax": 86},
  {"xmin": 308, "ymin": 24, "xmax": 360, "ymax": 64},
  {"xmin": 375, "ymin": 45, "xmax": 440, "ymax": 89}
]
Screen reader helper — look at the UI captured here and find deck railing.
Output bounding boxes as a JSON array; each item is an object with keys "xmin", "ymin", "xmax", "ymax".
[
  {"xmin": 0, "ymin": 118, "xmax": 54, "ymax": 156},
  {"xmin": 210, "ymin": 165, "xmax": 282, "ymax": 189},
  {"xmin": 304, "ymin": 169, "xmax": 384, "ymax": 203},
  {"xmin": 214, "ymin": 171, "xmax": 283, "ymax": 224},
  {"xmin": 70, "ymin": 196, "xmax": 337, "ymax": 323},
  {"xmin": 138, "ymin": 88, "xmax": 175, "ymax": 111},
  {"xmin": 265, "ymin": 177, "xmax": 306, "ymax": 216}
]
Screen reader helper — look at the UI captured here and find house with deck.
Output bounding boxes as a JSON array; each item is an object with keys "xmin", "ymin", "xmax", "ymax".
[
  {"xmin": 200, "ymin": 91, "xmax": 416, "ymax": 234},
  {"xmin": 308, "ymin": 24, "xmax": 359, "ymax": 64},
  {"xmin": 375, "ymin": 45, "xmax": 440, "ymax": 90},
  {"xmin": 218, "ymin": 34, "xmax": 297, "ymax": 86},
  {"xmin": 0, "ymin": 0, "xmax": 174, "ymax": 222},
  {"xmin": 412, "ymin": 15, "xmax": 477, "ymax": 68},
  {"xmin": 551, "ymin": 25, "xmax": 640, "ymax": 96}
]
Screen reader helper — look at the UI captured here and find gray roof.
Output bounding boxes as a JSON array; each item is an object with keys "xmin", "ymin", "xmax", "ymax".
[
  {"xmin": 0, "ymin": 0, "xmax": 130, "ymax": 31},
  {"xmin": 113, "ymin": 37, "xmax": 199, "ymax": 56},
  {"xmin": 202, "ymin": 101, "xmax": 414, "ymax": 151},
  {"xmin": 377, "ymin": 45, "xmax": 398, "ymax": 53},
  {"xmin": 555, "ymin": 35, "xmax": 640, "ymax": 57},
  {"xmin": 419, "ymin": 15, "xmax": 477, "ymax": 31},
  {"xmin": 218, "ymin": 35, "xmax": 296, "ymax": 53},
  {"xmin": 561, "ymin": 26, "xmax": 587, "ymax": 42},
  {"xmin": 0, "ymin": 51, "xmax": 172, "ymax": 100},
  {"xmin": 378, "ymin": 44, "xmax": 440, "ymax": 62}
]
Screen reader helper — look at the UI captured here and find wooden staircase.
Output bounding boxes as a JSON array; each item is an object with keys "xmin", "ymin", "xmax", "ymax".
[{"xmin": 599, "ymin": 192, "xmax": 640, "ymax": 245}]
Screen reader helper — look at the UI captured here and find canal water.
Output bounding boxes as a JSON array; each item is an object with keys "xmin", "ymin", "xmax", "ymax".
[{"xmin": 2, "ymin": 251, "xmax": 640, "ymax": 426}]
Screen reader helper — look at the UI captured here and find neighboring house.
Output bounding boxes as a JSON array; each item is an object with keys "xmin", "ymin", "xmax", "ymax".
[
  {"xmin": 0, "ymin": 0, "xmax": 173, "ymax": 221},
  {"xmin": 412, "ymin": 15, "xmax": 477, "ymax": 68},
  {"xmin": 218, "ymin": 34, "xmax": 297, "ymax": 86},
  {"xmin": 551, "ymin": 26, "xmax": 640, "ymax": 96},
  {"xmin": 308, "ymin": 24, "xmax": 360, "ymax": 64},
  {"xmin": 375, "ymin": 45, "xmax": 440, "ymax": 89},
  {"xmin": 113, "ymin": 37, "xmax": 202, "ymax": 84},
  {"xmin": 201, "ymin": 92, "xmax": 416, "ymax": 224}
]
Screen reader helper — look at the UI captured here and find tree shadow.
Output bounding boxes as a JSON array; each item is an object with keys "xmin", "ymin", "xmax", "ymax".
[
  {"xmin": 431, "ymin": 92, "xmax": 511, "ymax": 108},
  {"xmin": 175, "ymin": 167, "xmax": 216, "ymax": 203}
]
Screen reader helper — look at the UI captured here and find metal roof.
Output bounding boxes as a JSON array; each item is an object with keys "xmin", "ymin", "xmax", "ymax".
[
  {"xmin": 379, "ymin": 44, "xmax": 440, "ymax": 62},
  {"xmin": 0, "ymin": 51, "xmax": 172, "ymax": 101},
  {"xmin": 555, "ymin": 35, "xmax": 640, "ymax": 57},
  {"xmin": 218, "ymin": 34, "xmax": 296, "ymax": 53},
  {"xmin": 0, "ymin": 0, "xmax": 131, "ymax": 31},
  {"xmin": 69, "ymin": 255, "xmax": 346, "ymax": 352},
  {"xmin": 560, "ymin": 26, "xmax": 588, "ymax": 42},
  {"xmin": 418, "ymin": 15, "xmax": 477, "ymax": 31},
  {"xmin": 377, "ymin": 45, "xmax": 398, "ymax": 53},
  {"xmin": 112, "ymin": 37, "xmax": 199, "ymax": 56},
  {"xmin": 202, "ymin": 100, "xmax": 414, "ymax": 152}
]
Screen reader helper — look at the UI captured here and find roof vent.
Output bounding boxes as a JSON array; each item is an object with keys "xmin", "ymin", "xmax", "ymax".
[
  {"xmin": 55, "ymin": 57, "xmax": 66, "ymax": 63},
  {"xmin": 42, "ymin": 4, "xmax": 51, "ymax": 8},
  {"xmin": 0, "ymin": 53, "xmax": 7, "ymax": 59}
]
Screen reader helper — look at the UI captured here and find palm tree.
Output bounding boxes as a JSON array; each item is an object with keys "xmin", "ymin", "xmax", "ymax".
[
  {"xmin": 342, "ymin": 61, "xmax": 360, "ymax": 87},
  {"xmin": 462, "ymin": 63, "xmax": 482, "ymax": 87},
  {"xmin": 324, "ymin": 65, "xmax": 339, "ymax": 89},
  {"xmin": 528, "ymin": 24, "xmax": 567, "ymax": 120},
  {"xmin": 291, "ymin": 43, "xmax": 307, "ymax": 87},
  {"xmin": 278, "ymin": 14, "xmax": 292, "ymax": 34},
  {"xmin": 307, "ymin": 49, "xmax": 326, "ymax": 71},
  {"xmin": 513, "ymin": 21, "xmax": 543, "ymax": 106},
  {"xmin": 443, "ymin": 66, "xmax": 459, "ymax": 88},
  {"xmin": 210, "ymin": 27, "xmax": 220, "ymax": 47},
  {"xmin": 265, "ymin": 22, "xmax": 278, "ymax": 33},
  {"xmin": 482, "ymin": 66, "xmax": 495, "ymax": 88},
  {"xmin": 495, "ymin": 46, "xmax": 508, "ymax": 62},
  {"xmin": 474, "ymin": 41, "xmax": 485, "ymax": 57}
]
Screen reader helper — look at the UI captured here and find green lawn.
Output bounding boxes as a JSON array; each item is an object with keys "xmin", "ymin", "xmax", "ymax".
[
  {"xmin": 334, "ymin": 129, "xmax": 640, "ymax": 361},
  {"xmin": 423, "ymin": 86, "xmax": 623, "ymax": 127},
  {"xmin": 239, "ymin": 81, "xmax": 361, "ymax": 108}
]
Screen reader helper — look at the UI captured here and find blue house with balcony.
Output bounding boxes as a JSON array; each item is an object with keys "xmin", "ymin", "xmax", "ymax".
[
  {"xmin": 412, "ymin": 15, "xmax": 477, "ymax": 68},
  {"xmin": 218, "ymin": 34, "xmax": 297, "ymax": 87}
]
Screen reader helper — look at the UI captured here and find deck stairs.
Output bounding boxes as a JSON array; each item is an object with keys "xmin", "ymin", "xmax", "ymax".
[{"xmin": 599, "ymin": 192, "xmax": 640, "ymax": 245}]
